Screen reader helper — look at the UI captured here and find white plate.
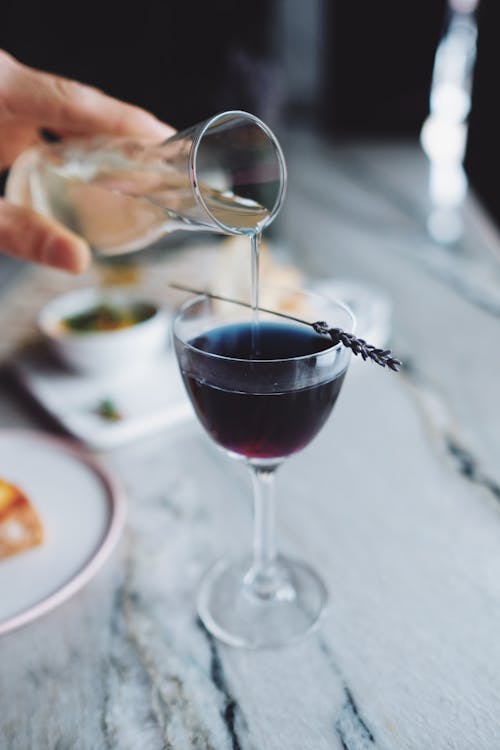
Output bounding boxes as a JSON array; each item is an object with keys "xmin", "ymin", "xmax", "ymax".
[{"xmin": 0, "ymin": 429, "xmax": 126, "ymax": 636}]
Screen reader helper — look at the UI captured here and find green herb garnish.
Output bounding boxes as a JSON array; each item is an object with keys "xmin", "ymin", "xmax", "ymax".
[{"xmin": 96, "ymin": 398, "xmax": 123, "ymax": 422}]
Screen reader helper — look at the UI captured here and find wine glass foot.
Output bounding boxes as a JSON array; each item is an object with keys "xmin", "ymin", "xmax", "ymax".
[{"xmin": 197, "ymin": 556, "xmax": 328, "ymax": 649}]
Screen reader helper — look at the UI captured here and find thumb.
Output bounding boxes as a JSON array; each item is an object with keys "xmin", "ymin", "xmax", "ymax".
[{"xmin": 0, "ymin": 199, "xmax": 91, "ymax": 273}]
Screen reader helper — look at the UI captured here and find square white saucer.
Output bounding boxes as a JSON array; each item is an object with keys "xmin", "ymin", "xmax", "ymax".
[{"xmin": 10, "ymin": 342, "xmax": 193, "ymax": 451}]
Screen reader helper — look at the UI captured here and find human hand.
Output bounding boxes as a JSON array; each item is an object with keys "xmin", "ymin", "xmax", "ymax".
[{"xmin": 0, "ymin": 50, "xmax": 174, "ymax": 273}]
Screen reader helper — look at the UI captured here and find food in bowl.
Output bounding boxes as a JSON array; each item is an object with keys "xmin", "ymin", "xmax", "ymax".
[
  {"xmin": 38, "ymin": 287, "xmax": 170, "ymax": 376},
  {"xmin": 61, "ymin": 302, "xmax": 157, "ymax": 333}
]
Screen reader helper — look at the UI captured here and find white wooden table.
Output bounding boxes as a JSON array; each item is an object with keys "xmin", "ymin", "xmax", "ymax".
[{"xmin": 2, "ymin": 132, "xmax": 500, "ymax": 749}]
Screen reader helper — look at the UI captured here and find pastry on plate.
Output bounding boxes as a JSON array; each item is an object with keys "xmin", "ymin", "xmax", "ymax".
[
  {"xmin": 210, "ymin": 235, "xmax": 307, "ymax": 314},
  {"xmin": 0, "ymin": 478, "xmax": 44, "ymax": 559}
]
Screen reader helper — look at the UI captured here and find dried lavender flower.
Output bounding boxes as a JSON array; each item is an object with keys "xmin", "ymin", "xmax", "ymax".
[{"xmin": 312, "ymin": 322, "xmax": 402, "ymax": 370}]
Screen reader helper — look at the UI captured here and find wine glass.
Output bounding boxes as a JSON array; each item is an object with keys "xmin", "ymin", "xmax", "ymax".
[{"xmin": 173, "ymin": 287, "xmax": 354, "ymax": 648}]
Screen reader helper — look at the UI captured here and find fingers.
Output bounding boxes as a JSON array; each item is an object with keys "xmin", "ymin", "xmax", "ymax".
[
  {"xmin": 0, "ymin": 199, "xmax": 91, "ymax": 273},
  {"xmin": 0, "ymin": 119, "xmax": 40, "ymax": 171},
  {"xmin": 0, "ymin": 50, "xmax": 175, "ymax": 141}
]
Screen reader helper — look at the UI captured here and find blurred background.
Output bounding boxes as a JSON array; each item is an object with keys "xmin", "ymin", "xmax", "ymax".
[{"xmin": 0, "ymin": 0, "xmax": 499, "ymax": 230}]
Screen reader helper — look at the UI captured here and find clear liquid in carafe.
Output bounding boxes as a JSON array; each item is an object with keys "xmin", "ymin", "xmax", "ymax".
[{"xmin": 27, "ymin": 154, "xmax": 270, "ymax": 256}]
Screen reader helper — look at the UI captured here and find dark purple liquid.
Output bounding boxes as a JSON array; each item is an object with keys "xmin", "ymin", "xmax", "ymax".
[{"xmin": 178, "ymin": 322, "xmax": 346, "ymax": 459}]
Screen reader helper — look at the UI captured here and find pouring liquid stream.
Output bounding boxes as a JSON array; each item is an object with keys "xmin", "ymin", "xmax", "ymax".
[{"xmin": 250, "ymin": 232, "xmax": 261, "ymax": 356}]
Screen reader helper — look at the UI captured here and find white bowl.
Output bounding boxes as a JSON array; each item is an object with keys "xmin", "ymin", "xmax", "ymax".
[{"xmin": 38, "ymin": 287, "xmax": 170, "ymax": 376}]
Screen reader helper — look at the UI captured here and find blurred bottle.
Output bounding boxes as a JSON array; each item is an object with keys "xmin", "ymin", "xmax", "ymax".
[{"xmin": 420, "ymin": 0, "xmax": 480, "ymax": 244}]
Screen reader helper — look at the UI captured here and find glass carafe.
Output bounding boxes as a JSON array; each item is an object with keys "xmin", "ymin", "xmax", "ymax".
[{"xmin": 5, "ymin": 111, "xmax": 287, "ymax": 256}]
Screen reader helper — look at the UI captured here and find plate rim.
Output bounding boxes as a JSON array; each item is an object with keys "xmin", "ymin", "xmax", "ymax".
[{"xmin": 0, "ymin": 428, "xmax": 126, "ymax": 636}]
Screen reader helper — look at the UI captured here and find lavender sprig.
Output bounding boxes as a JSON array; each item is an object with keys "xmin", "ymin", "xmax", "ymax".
[
  {"xmin": 170, "ymin": 283, "xmax": 402, "ymax": 372},
  {"xmin": 312, "ymin": 321, "xmax": 402, "ymax": 371}
]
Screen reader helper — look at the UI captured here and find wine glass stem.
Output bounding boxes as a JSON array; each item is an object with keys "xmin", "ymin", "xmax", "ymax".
[{"xmin": 245, "ymin": 465, "xmax": 290, "ymax": 600}]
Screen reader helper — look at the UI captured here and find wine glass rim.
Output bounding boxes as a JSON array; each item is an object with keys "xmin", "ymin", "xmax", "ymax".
[
  {"xmin": 189, "ymin": 109, "xmax": 287, "ymax": 236},
  {"xmin": 172, "ymin": 286, "xmax": 356, "ymax": 365}
]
